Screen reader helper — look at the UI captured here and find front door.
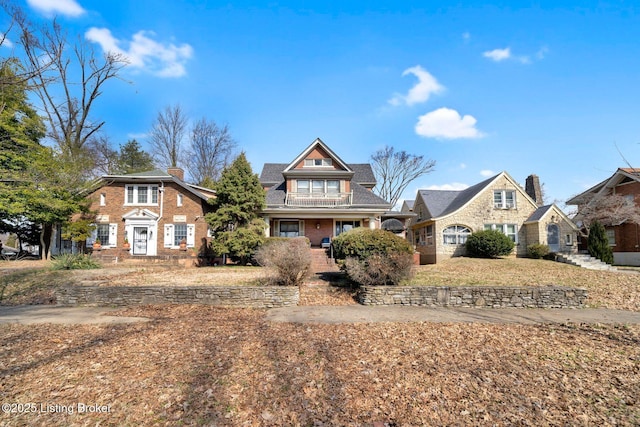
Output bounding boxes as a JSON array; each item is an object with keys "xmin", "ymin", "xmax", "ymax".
[
  {"xmin": 133, "ymin": 227, "xmax": 148, "ymax": 255},
  {"xmin": 547, "ymin": 224, "xmax": 560, "ymax": 252}
]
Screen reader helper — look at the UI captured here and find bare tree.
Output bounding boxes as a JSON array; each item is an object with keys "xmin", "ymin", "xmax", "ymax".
[
  {"xmin": 187, "ymin": 118, "xmax": 236, "ymax": 186},
  {"xmin": 574, "ymin": 193, "xmax": 640, "ymax": 236},
  {"xmin": 13, "ymin": 13, "xmax": 127, "ymax": 158},
  {"xmin": 149, "ymin": 104, "xmax": 188, "ymax": 168},
  {"xmin": 371, "ymin": 146, "xmax": 436, "ymax": 207}
]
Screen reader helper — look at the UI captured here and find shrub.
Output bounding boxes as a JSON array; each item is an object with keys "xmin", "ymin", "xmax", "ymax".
[
  {"xmin": 588, "ymin": 220, "xmax": 614, "ymax": 264},
  {"xmin": 465, "ymin": 229, "xmax": 515, "ymax": 258},
  {"xmin": 51, "ymin": 254, "xmax": 101, "ymax": 270},
  {"xmin": 527, "ymin": 243, "xmax": 550, "ymax": 259},
  {"xmin": 344, "ymin": 253, "xmax": 414, "ymax": 286},
  {"xmin": 254, "ymin": 237, "xmax": 311, "ymax": 285},
  {"xmin": 331, "ymin": 228, "xmax": 413, "ymax": 261}
]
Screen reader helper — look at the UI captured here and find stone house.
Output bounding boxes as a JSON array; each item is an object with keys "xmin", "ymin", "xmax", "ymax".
[
  {"xmin": 83, "ymin": 168, "xmax": 215, "ymax": 258},
  {"xmin": 259, "ymin": 138, "xmax": 391, "ymax": 246},
  {"xmin": 567, "ymin": 168, "xmax": 640, "ymax": 266},
  {"xmin": 411, "ymin": 172, "xmax": 578, "ymax": 264}
]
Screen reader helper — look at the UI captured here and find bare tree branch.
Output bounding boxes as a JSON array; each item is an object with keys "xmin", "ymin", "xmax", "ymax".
[
  {"xmin": 149, "ymin": 104, "xmax": 188, "ymax": 168},
  {"xmin": 574, "ymin": 192, "xmax": 640, "ymax": 236},
  {"xmin": 371, "ymin": 146, "xmax": 436, "ymax": 207},
  {"xmin": 187, "ymin": 118, "xmax": 237, "ymax": 186}
]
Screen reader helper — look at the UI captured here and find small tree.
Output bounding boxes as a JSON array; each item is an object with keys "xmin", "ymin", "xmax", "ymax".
[
  {"xmin": 587, "ymin": 220, "xmax": 614, "ymax": 264},
  {"xmin": 255, "ymin": 238, "xmax": 311, "ymax": 285},
  {"xmin": 465, "ymin": 229, "xmax": 514, "ymax": 258},
  {"xmin": 205, "ymin": 153, "xmax": 265, "ymax": 264}
]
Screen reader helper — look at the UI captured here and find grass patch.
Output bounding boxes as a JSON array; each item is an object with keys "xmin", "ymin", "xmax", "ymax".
[{"xmin": 0, "ymin": 267, "xmax": 74, "ymax": 305}]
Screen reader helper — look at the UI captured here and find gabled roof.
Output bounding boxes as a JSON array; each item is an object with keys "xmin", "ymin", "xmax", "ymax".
[
  {"xmin": 415, "ymin": 171, "xmax": 538, "ymax": 221},
  {"xmin": 524, "ymin": 204, "xmax": 579, "ymax": 230},
  {"xmin": 94, "ymin": 169, "xmax": 215, "ymax": 202},
  {"xmin": 260, "ymin": 163, "xmax": 377, "ymax": 187},
  {"xmin": 283, "ymin": 138, "xmax": 353, "ymax": 173},
  {"xmin": 401, "ymin": 200, "xmax": 415, "ymax": 212},
  {"xmin": 567, "ymin": 168, "xmax": 640, "ymax": 205}
]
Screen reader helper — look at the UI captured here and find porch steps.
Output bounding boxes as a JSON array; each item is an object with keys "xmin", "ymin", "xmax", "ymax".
[
  {"xmin": 309, "ymin": 248, "xmax": 340, "ymax": 274},
  {"xmin": 556, "ymin": 253, "xmax": 617, "ymax": 271}
]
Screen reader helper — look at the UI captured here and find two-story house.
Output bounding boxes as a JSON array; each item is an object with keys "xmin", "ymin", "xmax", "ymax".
[
  {"xmin": 412, "ymin": 172, "xmax": 578, "ymax": 264},
  {"xmin": 259, "ymin": 138, "xmax": 391, "ymax": 246},
  {"xmin": 567, "ymin": 168, "xmax": 640, "ymax": 266},
  {"xmin": 83, "ymin": 168, "xmax": 215, "ymax": 258}
]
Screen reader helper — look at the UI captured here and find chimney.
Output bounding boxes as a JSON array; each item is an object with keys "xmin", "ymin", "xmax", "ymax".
[
  {"xmin": 525, "ymin": 174, "xmax": 543, "ymax": 207},
  {"xmin": 167, "ymin": 167, "xmax": 184, "ymax": 181}
]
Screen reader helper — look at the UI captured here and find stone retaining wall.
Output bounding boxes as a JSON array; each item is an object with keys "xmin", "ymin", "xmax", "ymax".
[
  {"xmin": 56, "ymin": 286, "xmax": 299, "ymax": 308},
  {"xmin": 357, "ymin": 285, "xmax": 587, "ymax": 308}
]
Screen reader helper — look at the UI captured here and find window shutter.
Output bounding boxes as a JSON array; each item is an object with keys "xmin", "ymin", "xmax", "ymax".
[
  {"xmin": 186, "ymin": 224, "xmax": 195, "ymax": 247},
  {"xmin": 87, "ymin": 225, "xmax": 97, "ymax": 246},
  {"xmin": 164, "ymin": 224, "xmax": 174, "ymax": 247},
  {"xmin": 109, "ymin": 223, "xmax": 118, "ymax": 247},
  {"xmin": 273, "ymin": 220, "xmax": 280, "ymax": 237}
]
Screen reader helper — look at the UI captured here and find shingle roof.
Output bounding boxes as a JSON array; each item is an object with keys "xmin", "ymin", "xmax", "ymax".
[
  {"xmin": 526, "ymin": 204, "xmax": 553, "ymax": 222},
  {"xmin": 418, "ymin": 174, "xmax": 499, "ymax": 219}
]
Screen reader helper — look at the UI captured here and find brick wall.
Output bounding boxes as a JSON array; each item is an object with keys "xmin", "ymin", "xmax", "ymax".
[
  {"xmin": 357, "ymin": 285, "xmax": 587, "ymax": 308},
  {"xmin": 56, "ymin": 285, "xmax": 299, "ymax": 308}
]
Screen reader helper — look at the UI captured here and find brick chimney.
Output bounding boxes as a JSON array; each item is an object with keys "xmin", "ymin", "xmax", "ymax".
[
  {"xmin": 167, "ymin": 167, "xmax": 184, "ymax": 181},
  {"xmin": 525, "ymin": 174, "xmax": 543, "ymax": 207}
]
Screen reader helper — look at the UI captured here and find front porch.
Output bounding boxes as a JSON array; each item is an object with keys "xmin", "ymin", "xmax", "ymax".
[{"xmin": 266, "ymin": 217, "xmax": 375, "ymax": 247}]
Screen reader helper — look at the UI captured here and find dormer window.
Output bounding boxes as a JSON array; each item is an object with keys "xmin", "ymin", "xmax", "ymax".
[
  {"xmin": 494, "ymin": 190, "xmax": 516, "ymax": 209},
  {"xmin": 304, "ymin": 158, "xmax": 332, "ymax": 167}
]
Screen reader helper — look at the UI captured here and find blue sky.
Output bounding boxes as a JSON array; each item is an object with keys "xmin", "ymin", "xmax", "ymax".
[{"xmin": 4, "ymin": 0, "xmax": 640, "ymax": 209}]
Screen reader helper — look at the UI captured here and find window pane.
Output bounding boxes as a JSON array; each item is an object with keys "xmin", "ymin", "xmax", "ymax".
[
  {"xmin": 97, "ymin": 224, "xmax": 110, "ymax": 246},
  {"xmin": 298, "ymin": 180, "xmax": 309, "ymax": 192},
  {"xmin": 174, "ymin": 224, "xmax": 187, "ymax": 246},
  {"xmin": 312, "ymin": 180, "xmax": 324, "ymax": 193},
  {"xmin": 327, "ymin": 180, "xmax": 339, "ymax": 193},
  {"xmin": 127, "ymin": 186, "xmax": 134, "ymax": 204},
  {"xmin": 493, "ymin": 191, "xmax": 503, "ymax": 207},
  {"xmin": 138, "ymin": 186, "xmax": 148, "ymax": 203},
  {"xmin": 279, "ymin": 221, "xmax": 299, "ymax": 237},
  {"xmin": 151, "ymin": 186, "xmax": 158, "ymax": 204},
  {"xmin": 505, "ymin": 191, "xmax": 515, "ymax": 208}
]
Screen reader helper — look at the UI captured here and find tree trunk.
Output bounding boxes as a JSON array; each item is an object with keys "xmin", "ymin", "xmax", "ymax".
[{"xmin": 40, "ymin": 223, "xmax": 53, "ymax": 260}]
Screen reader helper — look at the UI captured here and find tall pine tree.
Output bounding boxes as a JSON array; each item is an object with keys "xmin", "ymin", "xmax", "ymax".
[
  {"xmin": 587, "ymin": 220, "xmax": 614, "ymax": 265},
  {"xmin": 205, "ymin": 153, "xmax": 265, "ymax": 264}
]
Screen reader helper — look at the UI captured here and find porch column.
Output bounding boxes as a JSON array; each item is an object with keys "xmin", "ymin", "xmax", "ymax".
[
  {"xmin": 369, "ymin": 217, "xmax": 376, "ymax": 230},
  {"xmin": 263, "ymin": 216, "xmax": 270, "ymax": 237}
]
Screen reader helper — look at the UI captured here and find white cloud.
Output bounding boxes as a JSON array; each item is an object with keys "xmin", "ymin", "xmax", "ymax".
[
  {"xmin": 415, "ymin": 107, "xmax": 484, "ymax": 140},
  {"xmin": 388, "ymin": 65, "xmax": 444, "ymax": 106},
  {"xmin": 27, "ymin": 0, "xmax": 85, "ymax": 17},
  {"xmin": 85, "ymin": 28, "xmax": 193, "ymax": 78},
  {"xmin": 462, "ymin": 32, "xmax": 471, "ymax": 41},
  {"xmin": 426, "ymin": 183, "xmax": 469, "ymax": 191},
  {"xmin": 536, "ymin": 46, "xmax": 549, "ymax": 60},
  {"xmin": 483, "ymin": 47, "xmax": 511, "ymax": 62},
  {"xmin": 459, "ymin": 163, "xmax": 467, "ymax": 169},
  {"xmin": 480, "ymin": 169, "xmax": 495, "ymax": 177}
]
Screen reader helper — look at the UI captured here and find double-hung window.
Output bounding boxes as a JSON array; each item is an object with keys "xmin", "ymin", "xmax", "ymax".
[
  {"xmin": 484, "ymin": 223, "xmax": 518, "ymax": 242},
  {"xmin": 494, "ymin": 190, "xmax": 516, "ymax": 209},
  {"xmin": 125, "ymin": 185, "xmax": 159, "ymax": 205},
  {"xmin": 304, "ymin": 158, "xmax": 332, "ymax": 167},
  {"xmin": 96, "ymin": 224, "xmax": 111, "ymax": 246},
  {"xmin": 173, "ymin": 224, "xmax": 188, "ymax": 246},
  {"xmin": 443, "ymin": 225, "xmax": 471, "ymax": 244}
]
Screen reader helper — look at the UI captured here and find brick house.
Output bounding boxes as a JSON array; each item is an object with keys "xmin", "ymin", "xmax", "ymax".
[
  {"xmin": 83, "ymin": 168, "xmax": 215, "ymax": 258},
  {"xmin": 411, "ymin": 172, "xmax": 578, "ymax": 264},
  {"xmin": 259, "ymin": 138, "xmax": 391, "ymax": 246},
  {"xmin": 567, "ymin": 168, "xmax": 640, "ymax": 266}
]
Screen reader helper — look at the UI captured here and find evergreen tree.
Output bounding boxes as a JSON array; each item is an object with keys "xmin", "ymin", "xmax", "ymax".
[
  {"xmin": 205, "ymin": 153, "xmax": 265, "ymax": 264},
  {"xmin": 117, "ymin": 139, "xmax": 155, "ymax": 174},
  {"xmin": 587, "ymin": 220, "xmax": 614, "ymax": 265}
]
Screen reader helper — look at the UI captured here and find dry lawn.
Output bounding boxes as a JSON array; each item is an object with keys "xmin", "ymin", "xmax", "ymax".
[
  {"xmin": 1, "ymin": 306, "xmax": 639, "ymax": 426},
  {"xmin": 1, "ymin": 258, "xmax": 640, "ymax": 426}
]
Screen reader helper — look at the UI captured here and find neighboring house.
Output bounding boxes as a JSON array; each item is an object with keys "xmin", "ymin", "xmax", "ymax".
[
  {"xmin": 380, "ymin": 200, "xmax": 417, "ymax": 240},
  {"xmin": 567, "ymin": 168, "xmax": 640, "ymax": 266},
  {"xmin": 80, "ymin": 168, "xmax": 215, "ymax": 257},
  {"xmin": 412, "ymin": 172, "xmax": 578, "ymax": 264},
  {"xmin": 259, "ymin": 138, "xmax": 391, "ymax": 246}
]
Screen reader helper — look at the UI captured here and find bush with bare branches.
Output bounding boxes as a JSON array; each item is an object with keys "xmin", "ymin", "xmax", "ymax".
[
  {"xmin": 255, "ymin": 238, "xmax": 311, "ymax": 286},
  {"xmin": 344, "ymin": 253, "xmax": 414, "ymax": 286}
]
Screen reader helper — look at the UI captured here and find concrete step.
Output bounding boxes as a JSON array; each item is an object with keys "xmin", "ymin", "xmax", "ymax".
[{"xmin": 556, "ymin": 253, "xmax": 617, "ymax": 271}]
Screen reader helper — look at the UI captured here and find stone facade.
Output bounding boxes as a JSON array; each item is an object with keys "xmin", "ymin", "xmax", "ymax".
[
  {"xmin": 56, "ymin": 285, "xmax": 299, "ymax": 308},
  {"xmin": 357, "ymin": 285, "xmax": 587, "ymax": 308}
]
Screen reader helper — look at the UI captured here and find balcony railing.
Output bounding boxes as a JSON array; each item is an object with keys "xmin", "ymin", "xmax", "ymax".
[{"xmin": 285, "ymin": 191, "xmax": 352, "ymax": 207}]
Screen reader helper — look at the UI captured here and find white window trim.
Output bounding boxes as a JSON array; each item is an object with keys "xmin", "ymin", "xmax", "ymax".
[
  {"xmin": 443, "ymin": 225, "xmax": 471, "ymax": 245},
  {"xmin": 303, "ymin": 158, "xmax": 333, "ymax": 167},
  {"xmin": 100, "ymin": 193, "xmax": 106, "ymax": 206},
  {"xmin": 164, "ymin": 223, "xmax": 196, "ymax": 248},
  {"xmin": 89, "ymin": 223, "xmax": 118, "ymax": 248},
  {"xmin": 484, "ymin": 223, "xmax": 518, "ymax": 243},
  {"xmin": 177, "ymin": 193, "xmax": 183, "ymax": 207},
  {"xmin": 493, "ymin": 190, "xmax": 517, "ymax": 209},
  {"xmin": 124, "ymin": 185, "xmax": 159, "ymax": 206}
]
